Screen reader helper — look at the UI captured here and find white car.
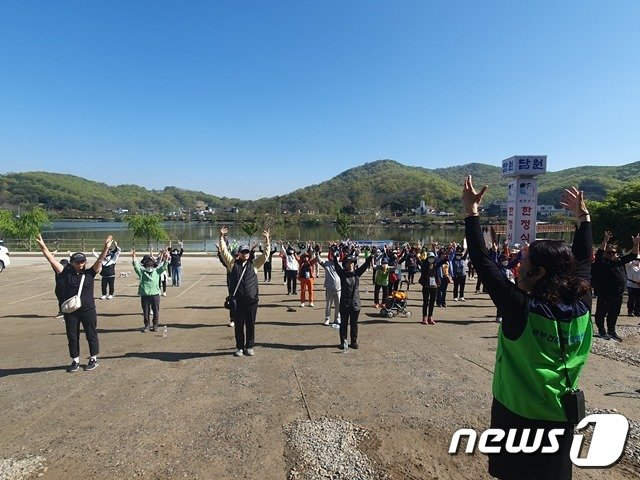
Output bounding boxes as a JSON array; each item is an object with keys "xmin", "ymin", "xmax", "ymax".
[{"xmin": 0, "ymin": 243, "xmax": 10, "ymax": 272}]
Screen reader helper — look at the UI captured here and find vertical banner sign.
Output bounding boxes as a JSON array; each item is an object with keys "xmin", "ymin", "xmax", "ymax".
[
  {"xmin": 506, "ymin": 178, "xmax": 538, "ymax": 245},
  {"xmin": 502, "ymin": 156, "xmax": 547, "ymax": 247}
]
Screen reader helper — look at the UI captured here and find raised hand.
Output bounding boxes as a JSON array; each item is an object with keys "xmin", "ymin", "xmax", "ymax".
[
  {"xmin": 559, "ymin": 187, "xmax": 588, "ymax": 217},
  {"xmin": 462, "ymin": 175, "xmax": 488, "ymax": 216},
  {"xmin": 603, "ymin": 231, "xmax": 613, "ymax": 243},
  {"xmin": 220, "ymin": 226, "xmax": 229, "ymax": 236},
  {"xmin": 104, "ymin": 235, "xmax": 114, "ymax": 249}
]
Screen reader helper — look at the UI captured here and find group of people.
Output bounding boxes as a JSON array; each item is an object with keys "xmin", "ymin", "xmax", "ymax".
[{"xmin": 34, "ymin": 178, "xmax": 640, "ymax": 479}]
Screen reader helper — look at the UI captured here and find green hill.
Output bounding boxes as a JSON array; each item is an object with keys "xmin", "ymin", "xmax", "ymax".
[{"xmin": 1, "ymin": 160, "xmax": 638, "ymax": 217}]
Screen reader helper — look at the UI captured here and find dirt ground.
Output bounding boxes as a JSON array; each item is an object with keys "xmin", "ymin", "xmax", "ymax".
[{"xmin": 1, "ymin": 255, "xmax": 638, "ymax": 480}]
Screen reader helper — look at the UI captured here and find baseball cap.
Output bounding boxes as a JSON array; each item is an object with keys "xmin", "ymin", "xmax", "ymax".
[
  {"xmin": 70, "ymin": 252, "xmax": 86, "ymax": 263},
  {"xmin": 239, "ymin": 245, "xmax": 251, "ymax": 253}
]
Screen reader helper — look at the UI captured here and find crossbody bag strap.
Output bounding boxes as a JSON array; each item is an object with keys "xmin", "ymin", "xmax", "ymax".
[
  {"xmin": 77, "ymin": 273, "xmax": 86, "ymax": 296},
  {"xmin": 231, "ymin": 263, "xmax": 249, "ymax": 297}
]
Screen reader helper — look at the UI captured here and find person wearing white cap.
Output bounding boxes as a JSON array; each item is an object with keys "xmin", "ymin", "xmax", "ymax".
[
  {"xmin": 418, "ymin": 251, "xmax": 441, "ymax": 325},
  {"xmin": 36, "ymin": 234, "xmax": 114, "ymax": 372}
]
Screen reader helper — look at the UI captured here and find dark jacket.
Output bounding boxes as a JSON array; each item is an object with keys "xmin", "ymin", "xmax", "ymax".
[
  {"xmin": 228, "ymin": 256, "xmax": 259, "ymax": 306},
  {"xmin": 593, "ymin": 249, "xmax": 637, "ymax": 296},
  {"xmin": 333, "ymin": 256, "xmax": 372, "ymax": 310}
]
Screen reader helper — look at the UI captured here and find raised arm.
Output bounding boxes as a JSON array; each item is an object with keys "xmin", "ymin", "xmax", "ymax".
[
  {"xmin": 253, "ymin": 230, "xmax": 271, "ymax": 270},
  {"xmin": 35, "ymin": 234, "xmax": 64, "ymax": 274},
  {"xmin": 218, "ymin": 227, "xmax": 234, "ymax": 271},
  {"xmin": 92, "ymin": 235, "xmax": 114, "ymax": 273}
]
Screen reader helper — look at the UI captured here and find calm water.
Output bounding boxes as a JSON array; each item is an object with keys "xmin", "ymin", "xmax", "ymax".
[{"xmin": 39, "ymin": 220, "xmax": 571, "ymax": 253}]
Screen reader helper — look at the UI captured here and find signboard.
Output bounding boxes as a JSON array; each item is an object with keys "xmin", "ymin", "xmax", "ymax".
[
  {"xmin": 501, "ymin": 156, "xmax": 547, "ymax": 178},
  {"xmin": 506, "ymin": 178, "xmax": 538, "ymax": 246}
]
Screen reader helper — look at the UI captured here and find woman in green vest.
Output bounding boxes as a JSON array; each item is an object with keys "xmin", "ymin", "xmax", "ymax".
[{"xmin": 463, "ymin": 177, "xmax": 592, "ymax": 480}]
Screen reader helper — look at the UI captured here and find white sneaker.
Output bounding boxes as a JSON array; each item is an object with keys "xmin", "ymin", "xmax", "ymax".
[
  {"xmin": 336, "ymin": 318, "xmax": 341, "ymax": 325},
  {"xmin": 309, "ymin": 303, "xmax": 314, "ymax": 307},
  {"xmin": 228, "ymin": 321, "xmax": 235, "ymax": 327},
  {"xmin": 495, "ymin": 316, "xmax": 502, "ymax": 323},
  {"xmin": 246, "ymin": 348, "xmax": 255, "ymax": 356},
  {"xmin": 453, "ymin": 297, "xmax": 459, "ymax": 302},
  {"xmin": 324, "ymin": 319, "xmax": 331, "ymax": 326},
  {"xmin": 100, "ymin": 295, "xmax": 107, "ymax": 300},
  {"xmin": 459, "ymin": 297, "xmax": 465, "ymax": 302},
  {"xmin": 162, "ymin": 292, "xmax": 167, "ymax": 297},
  {"xmin": 107, "ymin": 295, "xmax": 113, "ymax": 300},
  {"xmin": 300, "ymin": 303, "xmax": 305, "ymax": 307},
  {"xmin": 234, "ymin": 349, "xmax": 244, "ymax": 357}
]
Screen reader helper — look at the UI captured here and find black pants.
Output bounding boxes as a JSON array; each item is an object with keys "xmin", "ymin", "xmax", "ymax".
[
  {"xmin": 234, "ymin": 302, "xmax": 258, "ymax": 350},
  {"xmin": 158, "ymin": 277, "xmax": 167, "ymax": 293},
  {"xmin": 64, "ymin": 308, "xmax": 99, "ymax": 358},
  {"xmin": 437, "ymin": 279, "xmax": 449, "ymax": 306},
  {"xmin": 488, "ymin": 398, "xmax": 573, "ymax": 480},
  {"xmin": 141, "ymin": 295, "xmax": 160, "ymax": 326},
  {"xmin": 264, "ymin": 261, "xmax": 272, "ymax": 282},
  {"xmin": 339, "ymin": 307, "xmax": 360, "ymax": 344},
  {"xmin": 101, "ymin": 277, "xmax": 115, "ymax": 296},
  {"xmin": 627, "ymin": 287, "xmax": 640, "ymax": 315},
  {"xmin": 422, "ymin": 287, "xmax": 437, "ymax": 317},
  {"xmin": 374, "ymin": 284, "xmax": 389, "ymax": 305},
  {"xmin": 453, "ymin": 276, "xmax": 466, "ymax": 298},
  {"xmin": 594, "ymin": 293, "xmax": 623, "ymax": 333},
  {"xmin": 286, "ymin": 270, "xmax": 297, "ymax": 294}
]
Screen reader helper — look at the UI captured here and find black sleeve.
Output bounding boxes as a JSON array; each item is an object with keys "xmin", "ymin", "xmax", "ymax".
[
  {"xmin": 572, "ymin": 221, "xmax": 593, "ymax": 306},
  {"xmin": 355, "ymin": 256, "xmax": 372, "ymax": 277},
  {"xmin": 618, "ymin": 252, "xmax": 638, "ymax": 267},
  {"xmin": 333, "ymin": 257, "xmax": 344, "ymax": 278},
  {"xmin": 465, "ymin": 216, "xmax": 529, "ymax": 340}
]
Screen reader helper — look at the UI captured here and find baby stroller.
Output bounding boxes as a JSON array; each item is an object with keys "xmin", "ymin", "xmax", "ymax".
[{"xmin": 380, "ymin": 279, "xmax": 412, "ymax": 318}]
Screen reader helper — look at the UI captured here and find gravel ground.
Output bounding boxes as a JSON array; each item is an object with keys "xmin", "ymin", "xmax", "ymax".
[
  {"xmin": 0, "ymin": 456, "xmax": 46, "ymax": 480},
  {"xmin": 590, "ymin": 325, "xmax": 640, "ymax": 367},
  {"xmin": 285, "ymin": 418, "xmax": 390, "ymax": 480}
]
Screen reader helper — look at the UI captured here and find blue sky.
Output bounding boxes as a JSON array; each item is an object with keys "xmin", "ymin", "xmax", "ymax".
[{"xmin": 1, "ymin": 1, "xmax": 638, "ymax": 199}]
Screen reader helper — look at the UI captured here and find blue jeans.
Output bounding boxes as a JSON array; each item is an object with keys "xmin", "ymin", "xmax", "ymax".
[{"xmin": 172, "ymin": 266, "xmax": 182, "ymax": 286}]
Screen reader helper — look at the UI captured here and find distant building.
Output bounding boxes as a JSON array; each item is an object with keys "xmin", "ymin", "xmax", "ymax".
[{"xmin": 412, "ymin": 199, "xmax": 435, "ymax": 215}]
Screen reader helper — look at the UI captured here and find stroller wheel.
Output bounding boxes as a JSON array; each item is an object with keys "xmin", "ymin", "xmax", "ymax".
[
  {"xmin": 405, "ymin": 310, "xmax": 412, "ymax": 317},
  {"xmin": 386, "ymin": 310, "xmax": 394, "ymax": 318},
  {"xmin": 380, "ymin": 308, "xmax": 388, "ymax": 317}
]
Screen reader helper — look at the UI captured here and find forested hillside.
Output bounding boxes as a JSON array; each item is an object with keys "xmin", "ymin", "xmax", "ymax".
[{"xmin": 1, "ymin": 160, "xmax": 638, "ymax": 217}]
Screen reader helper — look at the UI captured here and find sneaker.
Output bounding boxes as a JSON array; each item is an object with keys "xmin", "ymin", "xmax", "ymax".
[
  {"xmin": 459, "ymin": 297, "xmax": 466, "ymax": 302},
  {"xmin": 475, "ymin": 290, "xmax": 481, "ymax": 294},
  {"xmin": 427, "ymin": 317, "xmax": 435, "ymax": 325},
  {"xmin": 234, "ymin": 349, "xmax": 244, "ymax": 357},
  {"xmin": 54, "ymin": 311, "xmax": 64, "ymax": 319},
  {"xmin": 150, "ymin": 325, "xmax": 158, "ymax": 332},
  {"xmin": 162, "ymin": 292, "xmax": 167, "ymax": 297},
  {"xmin": 107, "ymin": 295, "xmax": 113, "ymax": 300},
  {"xmin": 349, "ymin": 342, "xmax": 359, "ymax": 349},
  {"xmin": 67, "ymin": 360, "xmax": 80, "ymax": 373},
  {"xmin": 608, "ymin": 332, "xmax": 623, "ymax": 342},
  {"xmin": 339, "ymin": 340, "xmax": 348, "ymax": 350},
  {"xmin": 453, "ymin": 297, "xmax": 459, "ymax": 302},
  {"xmin": 442, "ymin": 304, "xmax": 447, "ymax": 308},
  {"xmin": 141, "ymin": 325, "xmax": 151, "ymax": 332},
  {"xmin": 100, "ymin": 295, "xmax": 107, "ymax": 300},
  {"xmin": 331, "ymin": 323, "xmax": 340, "ymax": 329},
  {"xmin": 596, "ymin": 330, "xmax": 610, "ymax": 340},
  {"xmin": 228, "ymin": 321, "xmax": 235, "ymax": 327},
  {"xmin": 300, "ymin": 303, "xmax": 305, "ymax": 307},
  {"xmin": 85, "ymin": 358, "xmax": 98, "ymax": 371},
  {"xmin": 324, "ymin": 319, "xmax": 331, "ymax": 326},
  {"xmin": 421, "ymin": 316, "xmax": 428, "ymax": 325},
  {"xmin": 495, "ymin": 316, "xmax": 502, "ymax": 323},
  {"xmin": 309, "ymin": 303, "xmax": 314, "ymax": 307},
  {"xmin": 245, "ymin": 348, "xmax": 255, "ymax": 356},
  {"xmin": 336, "ymin": 318, "xmax": 341, "ymax": 324}
]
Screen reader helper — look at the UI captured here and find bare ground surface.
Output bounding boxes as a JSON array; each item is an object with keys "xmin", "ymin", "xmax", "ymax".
[{"xmin": 1, "ymin": 255, "xmax": 639, "ymax": 480}]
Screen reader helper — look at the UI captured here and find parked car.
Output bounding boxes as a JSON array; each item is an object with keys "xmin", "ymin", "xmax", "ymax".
[{"xmin": 0, "ymin": 242, "xmax": 10, "ymax": 272}]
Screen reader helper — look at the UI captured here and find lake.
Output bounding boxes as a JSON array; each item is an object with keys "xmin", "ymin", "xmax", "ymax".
[{"xmin": 37, "ymin": 220, "xmax": 571, "ymax": 253}]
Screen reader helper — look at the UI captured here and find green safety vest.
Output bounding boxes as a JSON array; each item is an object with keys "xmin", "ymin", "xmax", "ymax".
[{"xmin": 492, "ymin": 300, "xmax": 592, "ymax": 422}]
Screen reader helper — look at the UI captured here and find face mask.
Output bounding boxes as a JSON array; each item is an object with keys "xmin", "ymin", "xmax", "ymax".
[
  {"xmin": 428, "ymin": 258, "xmax": 435, "ymax": 264},
  {"xmin": 145, "ymin": 267, "xmax": 155, "ymax": 273},
  {"xmin": 500, "ymin": 261, "xmax": 509, "ymax": 267}
]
